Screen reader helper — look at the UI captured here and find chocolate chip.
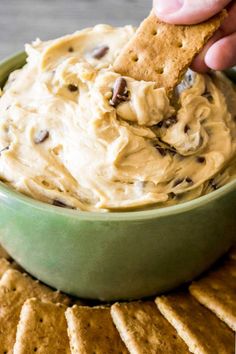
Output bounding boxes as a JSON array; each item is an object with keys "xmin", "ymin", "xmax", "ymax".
[
  {"xmin": 203, "ymin": 90, "xmax": 213, "ymax": 103},
  {"xmin": 155, "ymin": 145, "xmax": 167, "ymax": 157},
  {"xmin": 186, "ymin": 74, "xmax": 193, "ymax": 84},
  {"xmin": 52, "ymin": 199, "xmax": 75, "ymax": 209},
  {"xmin": 184, "ymin": 124, "xmax": 190, "ymax": 133},
  {"xmin": 110, "ymin": 77, "xmax": 129, "ymax": 107},
  {"xmin": 184, "ymin": 70, "xmax": 196, "ymax": 87},
  {"xmin": 169, "ymin": 149, "xmax": 177, "ymax": 156},
  {"xmin": 173, "ymin": 178, "xmax": 184, "ymax": 187},
  {"xmin": 68, "ymin": 47, "xmax": 74, "ymax": 52},
  {"xmin": 154, "ymin": 140, "xmax": 177, "ymax": 157},
  {"xmin": 186, "ymin": 177, "xmax": 193, "ymax": 185},
  {"xmin": 168, "ymin": 192, "xmax": 176, "ymax": 199},
  {"xmin": 0, "ymin": 146, "xmax": 9, "ymax": 156},
  {"xmin": 162, "ymin": 116, "xmax": 178, "ymax": 129},
  {"xmin": 68, "ymin": 84, "xmax": 78, "ymax": 92},
  {"xmin": 157, "ymin": 121, "xmax": 163, "ymax": 128},
  {"xmin": 209, "ymin": 178, "xmax": 218, "ymax": 190},
  {"xmin": 176, "ymin": 70, "xmax": 196, "ymax": 96},
  {"xmin": 34, "ymin": 130, "xmax": 49, "ymax": 144},
  {"xmin": 173, "ymin": 177, "xmax": 193, "ymax": 187},
  {"xmin": 91, "ymin": 45, "xmax": 109, "ymax": 59},
  {"xmin": 196, "ymin": 156, "xmax": 206, "ymax": 164},
  {"xmin": 156, "ymin": 147, "xmax": 167, "ymax": 157}
]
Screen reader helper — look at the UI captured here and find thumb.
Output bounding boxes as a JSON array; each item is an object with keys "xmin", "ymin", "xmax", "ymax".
[{"xmin": 153, "ymin": 0, "xmax": 231, "ymax": 25}]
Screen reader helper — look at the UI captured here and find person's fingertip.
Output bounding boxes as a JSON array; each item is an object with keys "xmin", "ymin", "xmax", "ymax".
[
  {"xmin": 205, "ymin": 46, "xmax": 220, "ymax": 70},
  {"xmin": 153, "ymin": 0, "xmax": 183, "ymax": 15},
  {"xmin": 191, "ymin": 55, "xmax": 209, "ymax": 73},
  {"xmin": 205, "ymin": 34, "xmax": 236, "ymax": 70},
  {"xmin": 153, "ymin": 0, "xmax": 231, "ymax": 25},
  {"xmin": 190, "ymin": 39, "xmax": 214, "ymax": 73}
]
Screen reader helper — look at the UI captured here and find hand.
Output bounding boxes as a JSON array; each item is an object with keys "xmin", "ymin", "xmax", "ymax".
[{"xmin": 153, "ymin": 0, "xmax": 236, "ymax": 72}]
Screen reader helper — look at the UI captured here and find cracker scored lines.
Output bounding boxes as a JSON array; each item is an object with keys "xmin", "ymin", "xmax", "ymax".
[
  {"xmin": 111, "ymin": 301, "xmax": 189, "ymax": 354},
  {"xmin": 65, "ymin": 305, "xmax": 128, "ymax": 354},
  {"xmin": 156, "ymin": 293, "xmax": 235, "ymax": 354},
  {"xmin": 13, "ymin": 298, "xmax": 70, "ymax": 354},
  {"xmin": 114, "ymin": 11, "xmax": 226, "ymax": 93},
  {"xmin": 0, "ymin": 269, "xmax": 70, "ymax": 354},
  {"xmin": 189, "ymin": 258, "xmax": 236, "ymax": 331}
]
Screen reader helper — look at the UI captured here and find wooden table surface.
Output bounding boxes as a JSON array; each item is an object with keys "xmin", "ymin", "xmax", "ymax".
[{"xmin": 0, "ymin": 0, "xmax": 151, "ymax": 59}]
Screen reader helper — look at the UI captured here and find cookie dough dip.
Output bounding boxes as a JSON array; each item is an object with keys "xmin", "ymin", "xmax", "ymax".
[{"xmin": 0, "ymin": 24, "xmax": 236, "ymax": 212}]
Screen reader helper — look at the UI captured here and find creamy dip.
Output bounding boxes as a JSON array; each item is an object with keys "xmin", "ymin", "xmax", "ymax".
[{"xmin": 0, "ymin": 25, "xmax": 236, "ymax": 211}]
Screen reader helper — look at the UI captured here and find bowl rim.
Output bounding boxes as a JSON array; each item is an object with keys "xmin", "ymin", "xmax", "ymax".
[{"xmin": 0, "ymin": 52, "xmax": 236, "ymax": 222}]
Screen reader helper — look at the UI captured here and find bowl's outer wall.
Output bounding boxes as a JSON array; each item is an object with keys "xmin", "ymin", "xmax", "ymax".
[
  {"xmin": 0, "ymin": 187, "xmax": 235, "ymax": 300},
  {"xmin": 0, "ymin": 53, "xmax": 235, "ymax": 300},
  {"xmin": 0, "ymin": 52, "xmax": 27, "ymax": 87}
]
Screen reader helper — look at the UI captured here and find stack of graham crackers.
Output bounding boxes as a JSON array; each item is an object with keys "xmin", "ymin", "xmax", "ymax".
[{"xmin": 0, "ymin": 243, "xmax": 235, "ymax": 353}]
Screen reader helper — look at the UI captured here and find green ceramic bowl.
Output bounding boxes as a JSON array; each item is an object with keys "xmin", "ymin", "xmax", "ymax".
[{"xmin": 0, "ymin": 53, "xmax": 235, "ymax": 301}]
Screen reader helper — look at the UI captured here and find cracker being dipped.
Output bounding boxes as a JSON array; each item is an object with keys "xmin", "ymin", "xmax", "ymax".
[{"xmin": 114, "ymin": 10, "xmax": 227, "ymax": 94}]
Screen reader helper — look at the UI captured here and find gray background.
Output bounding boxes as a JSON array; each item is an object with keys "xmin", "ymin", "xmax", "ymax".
[{"xmin": 0, "ymin": 0, "xmax": 151, "ymax": 59}]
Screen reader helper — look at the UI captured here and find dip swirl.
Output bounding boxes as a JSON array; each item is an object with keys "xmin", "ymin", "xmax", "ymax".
[{"xmin": 0, "ymin": 25, "xmax": 236, "ymax": 211}]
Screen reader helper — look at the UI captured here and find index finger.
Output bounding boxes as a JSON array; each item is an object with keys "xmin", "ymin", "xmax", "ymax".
[{"xmin": 192, "ymin": 1, "xmax": 236, "ymax": 72}]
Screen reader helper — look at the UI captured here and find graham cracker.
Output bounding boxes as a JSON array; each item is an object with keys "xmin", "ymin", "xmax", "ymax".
[
  {"xmin": 0, "ymin": 269, "xmax": 70, "ymax": 354},
  {"xmin": 13, "ymin": 298, "xmax": 70, "ymax": 354},
  {"xmin": 156, "ymin": 293, "xmax": 234, "ymax": 354},
  {"xmin": 0, "ymin": 244, "xmax": 10, "ymax": 259},
  {"xmin": 189, "ymin": 258, "xmax": 236, "ymax": 331},
  {"xmin": 0, "ymin": 258, "xmax": 21, "ymax": 278},
  {"xmin": 111, "ymin": 301, "xmax": 189, "ymax": 354},
  {"xmin": 114, "ymin": 10, "xmax": 226, "ymax": 93},
  {"xmin": 65, "ymin": 305, "xmax": 128, "ymax": 354}
]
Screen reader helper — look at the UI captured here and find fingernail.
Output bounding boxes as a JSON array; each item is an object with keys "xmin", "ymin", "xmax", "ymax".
[{"xmin": 154, "ymin": 0, "xmax": 183, "ymax": 14}]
